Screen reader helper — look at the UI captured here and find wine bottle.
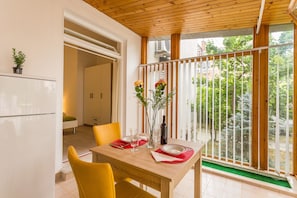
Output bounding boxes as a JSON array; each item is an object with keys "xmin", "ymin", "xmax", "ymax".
[{"xmin": 160, "ymin": 115, "xmax": 167, "ymax": 145}]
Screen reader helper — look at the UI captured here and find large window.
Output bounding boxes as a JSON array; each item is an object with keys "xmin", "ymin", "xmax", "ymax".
[
  {"xmin": 179, "ymin": 33, "xmax": 254, "ymax": 165},
  {"xmin": 142, "ymin": 25, "xmax": 295, "ymax": 175},
  {"xmin": 268, "ymin": 24, "xmax": 294, "ymax": 174}
]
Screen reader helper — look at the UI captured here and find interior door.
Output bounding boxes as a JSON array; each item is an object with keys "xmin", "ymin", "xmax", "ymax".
[{"xmin": 83, "ymin": 64, "xmax": 112, "ymax": 125}]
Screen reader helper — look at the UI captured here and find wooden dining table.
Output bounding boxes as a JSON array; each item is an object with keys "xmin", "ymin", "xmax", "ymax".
[{"xmin": 90, "ymin": 138, "xmax": 204, "ymax": 198}]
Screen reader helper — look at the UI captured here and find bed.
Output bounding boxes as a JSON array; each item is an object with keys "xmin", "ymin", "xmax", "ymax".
[{"xmin": 63, "ymin": 113, "xmax": 78, "ymax": 134}]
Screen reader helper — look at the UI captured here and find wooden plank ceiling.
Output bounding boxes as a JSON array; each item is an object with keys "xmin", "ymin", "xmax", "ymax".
[{"xmin": 84, "ymin": 0, "xmax": 293, "ymax": 38}]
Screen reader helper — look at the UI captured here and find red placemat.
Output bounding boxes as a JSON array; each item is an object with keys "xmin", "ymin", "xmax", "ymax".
[
  {"xmin": 154, "ymin": 147, "xmax": 194, "ymax": 163},
  {"xmin": 110, "ymin": 139, "xmax": 147, "ymax": 149}
]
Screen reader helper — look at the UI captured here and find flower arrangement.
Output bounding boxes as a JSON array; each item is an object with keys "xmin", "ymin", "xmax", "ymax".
[{"xmin": 134, "ymin": 79, "xmax": 174, "ymax": 147}]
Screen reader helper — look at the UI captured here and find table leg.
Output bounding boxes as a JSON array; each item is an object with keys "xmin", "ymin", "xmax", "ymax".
[
  {"xmin": 194, "ymin": 151, "xmax": 202, "ymax": 198},
  {"xmin": 161, "ymin": 179, "xmax": 173, "ymax": 198},
  {"xmin": 92, "ymin": 152, "xmax": 98, "ymax": 162}
]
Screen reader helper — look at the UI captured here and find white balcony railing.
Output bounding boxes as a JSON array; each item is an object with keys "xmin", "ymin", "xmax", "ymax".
[{"xmin": 138, "ymin": 43, "xmax": 293, "ymax": 176}]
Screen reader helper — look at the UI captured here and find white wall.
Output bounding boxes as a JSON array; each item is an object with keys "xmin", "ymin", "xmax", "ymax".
[{"xmin": 0, "ymin": 0, "xmax": 141, "ymax": 178}]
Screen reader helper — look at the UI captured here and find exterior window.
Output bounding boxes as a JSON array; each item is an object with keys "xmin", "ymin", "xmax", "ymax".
[
  {"xmin": 179, "ymin": 33, "xmax": 253, "ymax": 163},
  {"xmin": 143, "ymin": 25, "xmax": 294, "ymax": 175},
  {"xmin": 268, "ymin": 24, "xmax": 294, "ymax": 174}
]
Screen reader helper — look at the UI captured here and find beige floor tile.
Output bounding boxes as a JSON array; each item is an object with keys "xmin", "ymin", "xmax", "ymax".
[{"xmin": 58, "ymin": 126, "xmax": 297, "ymax": 198}]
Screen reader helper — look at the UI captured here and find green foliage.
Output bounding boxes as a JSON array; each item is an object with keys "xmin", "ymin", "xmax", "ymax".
[
  {"xmin": 268, "ymin": 31, "xmax": 294, "ymax": 120},
  {"xmin": 197, "ymin": 30, "xmax": 293, "ymax": 163},
  {"xmin": 222, "ymin": 35, "xmax": 253, "ymax": 52},
  {"xmin": 12, "ymin": 48, "xmax": 26, "ymax": 67},
  {"xmin": 195, "ymin": 35, "xmax": 253, "ymax": 133}
]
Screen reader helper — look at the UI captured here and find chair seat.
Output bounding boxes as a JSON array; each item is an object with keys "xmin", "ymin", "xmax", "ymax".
[{"xmin": 115, "ymin": 181, "xmax": 155, "ymax": 198}]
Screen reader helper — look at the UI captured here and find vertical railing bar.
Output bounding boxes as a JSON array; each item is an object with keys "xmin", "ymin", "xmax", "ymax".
[
  {"xmin": 156, "ymin": 64, "xmax": 161, "ymax": 123},
  {"xmin": 176, "ymin": 61, "xmax": 179, "ymax": 139},
  {"xmin": 188, "ymin": 59, "xmax": 194, "ymax": 141},
  {"xmin": 249, "ymin": 50, "xmax": 253, "ymax": 166},
  {"xmin": 212, "ymin": 56, "xmax": 215, "ymax": 158},
  {"xmin": 285, "ymin": 56, "xmax": 290, "ymax": 175},
  {"xmin": 166, "ymin": 62, "xmax": 170, "ymax": 136},
  {"xmin": 180, "ymin": 61, "xmax": 184, "ymax": 140},
  {"xmin": 199, "ymin": 57, "xmax": 203, "ymax": 143},
  {"xmin": 219, "ymin": 55, "xmax": 222, "ymax": 160},
  {"xmin": 193, "ymin": 58, "xmax": 198, "ymax": 142},
  {"xmin": 183, "ymin": 60, "xmax": 187, "ymax": 140},
  {"xmin": 275, "ymin": 52, "xmax": 280, "ymax": 174},
  {"xmin": 188, "ymin": 59, "xmax": 193, "ymax": 141},
  {"xmin": 233, "ymin": 53, "xmax": 236, "ymax": 163},
  {"xmin": 172, "ymin": 61, "xmax": 177, "ymax": 139},
  {"xmin": 185, "ymin": 60, "xmax": 188, "ymax": 140},
  {"xmin": 179, "ymin": 61, "xmax": 184, "ymax": 139},
  {"xmin": 145, "ymin": 65, "xmax": 149, "ymax": 133},
  {"xmin": 187, "ymin": 60, "xmax": 191, "ymax": 141},
  {"xmin": 205, "ymin": 57, "xmax": 209, "ymax": 156},
  {"xmin": 240, "ymin": 52, "xmax": 244, "ymax": 166},
  {"xmin": 225, "ymin": 55, "xmax": 229, "ymax": 162}
]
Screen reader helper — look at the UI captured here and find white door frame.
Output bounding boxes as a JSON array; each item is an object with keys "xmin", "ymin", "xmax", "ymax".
[{"xmin": 63, "ymin": 12, "xmax": 124, "ymax": 125}]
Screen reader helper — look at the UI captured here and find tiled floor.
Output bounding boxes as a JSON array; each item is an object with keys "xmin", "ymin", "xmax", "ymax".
[
  {"xmin": 63, "ymin": 126, "xmax": 96, "ymax": 161},
  {"xmin": 56, "ymin": 153, "xmax": 296, "ymax": 198},
  {"xmin": 58, "ymin": 126, "xmax": 296, "ymax": 198}
]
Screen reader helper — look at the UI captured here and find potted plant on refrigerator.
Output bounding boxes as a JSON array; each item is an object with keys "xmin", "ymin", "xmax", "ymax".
[{"xmin": 12, "ymin": 48, "xmax": 26, "ymax": 74}]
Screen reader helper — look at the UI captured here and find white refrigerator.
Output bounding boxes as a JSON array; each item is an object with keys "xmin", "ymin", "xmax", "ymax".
[{"xmin": 0, "ymin": 73, "xmax": 56, "ymax": 198}]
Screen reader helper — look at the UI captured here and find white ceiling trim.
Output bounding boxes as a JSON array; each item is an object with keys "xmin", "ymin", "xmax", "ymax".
[{"xmin": 256, "ymin": 0, "xmax": 266, "ymax": 34}]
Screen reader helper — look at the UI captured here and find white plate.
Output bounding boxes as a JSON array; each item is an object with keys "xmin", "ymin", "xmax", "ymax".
[
  {"xmin": 161, "ymin": 144, "xmax": 186, "ymax": 156},
  {"xmin": 121, "ymin": 136, "xmax": 132, "ymax": 143}
]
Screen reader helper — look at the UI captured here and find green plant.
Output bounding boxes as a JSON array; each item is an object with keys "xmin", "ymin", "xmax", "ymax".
[{"xmin": 12, "ymin": 48, "xmax": 26, "ymax": 67}]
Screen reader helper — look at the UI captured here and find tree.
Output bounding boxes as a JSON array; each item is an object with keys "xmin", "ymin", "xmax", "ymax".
[{"xmin": 195, "ymin": 35, "xmax": 253, "ymax": 159}]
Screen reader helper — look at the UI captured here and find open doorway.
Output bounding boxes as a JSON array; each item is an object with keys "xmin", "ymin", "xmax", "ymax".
[
  {"xmin": 62, "ymin": 45, "xmax": 116, "ymax": 161},
  {"xmin": 62, "ymin": 16, "xmax": 122, "ymax": 162}
]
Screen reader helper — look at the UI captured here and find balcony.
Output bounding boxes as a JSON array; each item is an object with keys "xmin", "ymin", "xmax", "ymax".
[{"xmin": 138, "ymin": 40, "xmax": 295, "ymax": 181}]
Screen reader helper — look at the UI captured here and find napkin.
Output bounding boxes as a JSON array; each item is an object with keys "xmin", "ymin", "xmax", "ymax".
[
  {"xmin": 110, "ymin": 139, "xmax": 147, "ymax": 149},
  {"xmin": 151, "ymin": 151, "xmax": 184, "ymax": 162}
]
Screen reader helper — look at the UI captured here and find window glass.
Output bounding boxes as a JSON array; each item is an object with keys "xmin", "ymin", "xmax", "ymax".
[
  {"xmin": 268, "ymin": 24, "xmax": 294, "ymax": 173},
  {"xmin": 181, "ymin": 35, "xmax": 252, "ymax": 59}
]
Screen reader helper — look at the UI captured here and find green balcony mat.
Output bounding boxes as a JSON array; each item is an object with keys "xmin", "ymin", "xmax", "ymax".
[{"xmin": 202, "ymin": 160, "xmax": 291, "ymax": 188}]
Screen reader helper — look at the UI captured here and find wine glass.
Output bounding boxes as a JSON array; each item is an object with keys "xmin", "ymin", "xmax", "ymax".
[{"xmin": 130, "ymin": 133, "xmax": 139, "ymax": 152}]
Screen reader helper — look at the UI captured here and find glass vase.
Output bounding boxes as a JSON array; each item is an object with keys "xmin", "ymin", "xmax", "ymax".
[
  {"xmin": 145, "ymin": 107, "xmax": 158, "ymax": 148},
  {"xmin": 147, "ymin": 128, "xmax": 155, "ymax": 148}
]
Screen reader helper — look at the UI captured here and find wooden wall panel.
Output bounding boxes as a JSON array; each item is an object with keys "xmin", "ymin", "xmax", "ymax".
[
  {"xmin": 141, "ymin": 37, "xmax": 148, "ymax": 64},
  {"xmin": 171, "ymin": 33, "xmax": 180, "ymax": 60},
  {"xmin": 252, "ymin": 25, "xmax": 269, "ymax": 170},
  {"xmin": 171, "ymin": 33, "xmax": 180, "ymax": 137}
]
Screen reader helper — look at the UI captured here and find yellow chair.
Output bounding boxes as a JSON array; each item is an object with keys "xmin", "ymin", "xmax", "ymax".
[
  {"xmin": 93, "ymin": 122, "xmax": 121, "ymax": 146},
  {"xmin": 68, "ymin": 146, "xmax": 155, "ymax": 198},
  {"xmin": 93, "ymin": 122, "xmax": 135, "ymax": 183}
]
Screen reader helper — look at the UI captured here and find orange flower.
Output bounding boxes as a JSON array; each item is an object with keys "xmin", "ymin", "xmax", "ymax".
[
  {"xmin": 155, "ymin": 79, "xmax": 167, "ymax": 88},
  {"xmin": 134, "ymin": 80, "xmax": 143, "ymax": 87}
]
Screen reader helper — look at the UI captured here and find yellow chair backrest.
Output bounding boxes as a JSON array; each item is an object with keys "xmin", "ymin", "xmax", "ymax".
[
  {"xmin": 68, "ymin": 146, "xmax": 116, "ymax": 198},
  {"xmin": 93, "ymin": 122, "xmax": 121, "ymax": 146}
]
